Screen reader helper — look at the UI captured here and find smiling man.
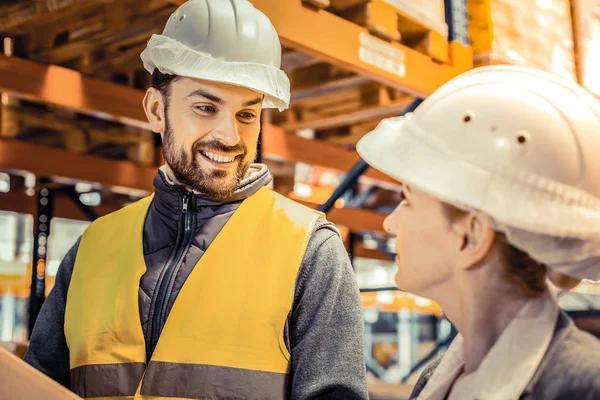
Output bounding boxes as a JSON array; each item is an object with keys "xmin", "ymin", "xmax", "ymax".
[
  {"xmin": 153, "ymin": 80, "xmax": 264, "ymax": 200},
  {"xmin": 23, "ymin": 1, "xmax": 368, "ymax": 399}
]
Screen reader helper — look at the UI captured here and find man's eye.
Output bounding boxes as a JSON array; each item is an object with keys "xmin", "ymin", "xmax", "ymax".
[
  {"xmin": 238, "ymin": 112, "xmax": 256, "ymax": 121},
  {"xmin": 196, "ymin": 105, "xmax": 216, "ymax": 113}
]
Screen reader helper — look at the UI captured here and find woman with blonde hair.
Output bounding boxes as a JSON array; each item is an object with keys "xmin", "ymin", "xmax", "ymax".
[{"xmin": 357, "ymin": 65, "xmax": 600, "ymax": 399}]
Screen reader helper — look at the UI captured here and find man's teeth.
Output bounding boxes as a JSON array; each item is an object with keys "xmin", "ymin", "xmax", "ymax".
[{"xmin": 201, "ymin": 151, "xmax": 235, "ymax": 163}]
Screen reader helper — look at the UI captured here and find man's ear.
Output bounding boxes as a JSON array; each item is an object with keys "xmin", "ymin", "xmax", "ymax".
[
  {"xmin": 143, "ymin": 87, "xmax": 166, "ymax": 136},
  {"xmin": 453, "ymin": 213, "xmax": 496, "ymax": 270}
]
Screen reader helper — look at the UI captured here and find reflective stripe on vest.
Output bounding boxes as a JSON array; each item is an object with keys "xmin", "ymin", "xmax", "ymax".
[{"xmin": 64, "ymin": 187, "xmax": 322, "ymax": 399}]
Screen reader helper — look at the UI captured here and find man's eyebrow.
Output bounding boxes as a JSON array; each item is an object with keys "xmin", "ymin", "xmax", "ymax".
[
  {"xmin": 186, "ymin": 89, "xmax": 225, "ymax": 105},
  {"xmin": 187, "ymin": 90, "xmax": 262, "ymax": 108},
  {"xmin": 243, "ymin": 97, "xmax": 263, "ymax": 107}
]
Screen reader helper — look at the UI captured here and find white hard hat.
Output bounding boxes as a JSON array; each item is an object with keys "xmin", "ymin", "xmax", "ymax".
[
  {"xmin": 357, "ymin": 65, "xmax": 600, "ymax": 281},
  {"xmin": 140, "ymin": 0, "xmax": 290, "ymax": 111}
]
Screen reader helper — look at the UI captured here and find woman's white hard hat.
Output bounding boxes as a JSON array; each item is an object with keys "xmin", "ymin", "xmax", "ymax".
[{"xmin": 358, "ymin": 65, "xmax": 600, "ymax": 281}]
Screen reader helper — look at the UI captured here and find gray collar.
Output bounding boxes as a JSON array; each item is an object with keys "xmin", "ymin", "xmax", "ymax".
[
  {"xmin": 157, "ymin": 163, "xmax": 272, "ymax": 205},
  {"xmin": 149, "ymin": 164, "xmax": 273, "ymax": 227}
]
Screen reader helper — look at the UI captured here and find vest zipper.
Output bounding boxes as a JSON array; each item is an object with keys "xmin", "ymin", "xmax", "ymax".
[{"xmin": 147, "ymin": 193, "xmax": 194, "ymax": 361}]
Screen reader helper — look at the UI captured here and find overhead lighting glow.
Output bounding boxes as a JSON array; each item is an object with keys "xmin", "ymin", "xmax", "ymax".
[
  {"xmin": 0, "ymin": 172, "xmax": 9, "ymax": 193},
  {"xmin": 79, "ymin": 192, "xmax": 101, "ymax": 207},
  {"xmin": 75, "ymin": 182, "xmax": 94, "ymax": 193},
  {"xmin": 294, "ymin": 183, "xmax": 313, "ymax": 198},
  {"xmin": 376, "ymin": 291, "xmax": 395, "ymax": 305}
]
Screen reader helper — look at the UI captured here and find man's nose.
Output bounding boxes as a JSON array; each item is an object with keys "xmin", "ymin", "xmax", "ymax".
[{"xmin": 211, "ymin": 115, "xmax": 240, "ymax": 146}]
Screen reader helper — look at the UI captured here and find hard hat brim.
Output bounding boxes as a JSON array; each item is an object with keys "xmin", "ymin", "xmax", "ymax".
[
  {"xmin": 356, "ymin": 115, "xmax": 478, "ymax": 208},
  {"xmin": 357, "ymin": 114, "xmax": 600, "ymax": 240},
  {"xmin": 141, "ymin": 35, "xmax": 291, "ymax": 111}
]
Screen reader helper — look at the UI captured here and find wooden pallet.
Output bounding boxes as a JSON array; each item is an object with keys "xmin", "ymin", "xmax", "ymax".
[
  {"xmin": 330, "ymin": 0, "xmax": 448, "ymax": 63},
  {"xmin": 270, "ymin": 60, "xmax": 414, "ymax": 139},
  {"xmin": 1, "ymin": 0, "xmax": 169, "ymax": 90},
  {"xmin": 0, "ymin": 98, "xmax": 156, "ymax": 166}
]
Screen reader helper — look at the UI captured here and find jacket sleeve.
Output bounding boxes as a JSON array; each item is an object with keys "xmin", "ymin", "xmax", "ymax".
[
  {"xmin": 289, "ymin": 220, "xmax": 369, "ymax": 400},
  {"xmin": 23, "ymin": 237, "xmax": 81, "ymax": 388}
]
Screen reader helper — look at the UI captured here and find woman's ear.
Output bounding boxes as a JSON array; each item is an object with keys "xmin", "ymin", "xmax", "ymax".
[
  {"xmin": 454, "ymin": 213, "xmax": 496, "ymax": 270},
  {"xmin": 143, "ymin": 87, "xmax": 166, "ymax": 136}
]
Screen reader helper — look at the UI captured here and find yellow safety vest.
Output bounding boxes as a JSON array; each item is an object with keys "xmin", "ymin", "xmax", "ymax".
[{"xmin": 64, "ymin": 187, "xmax": 323, "ymax": 400}]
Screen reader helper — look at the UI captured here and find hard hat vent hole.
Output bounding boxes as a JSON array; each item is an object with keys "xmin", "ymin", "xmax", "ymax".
[
  {"xmin": 516, "ymin": 131, "xmax": 530, "ymax": 145},
  {"xmin": 179, "ymin": 14, "xmax": 186, "ymax": 22},
  {"xmin": 463, "ymin": 112, "xmax": 474, "ymax": 123}
]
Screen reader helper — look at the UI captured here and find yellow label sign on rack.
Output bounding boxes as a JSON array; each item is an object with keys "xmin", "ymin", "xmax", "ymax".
[{"xmin": 358, "ymin": 32, "xmax": 406, "ymax": 78}]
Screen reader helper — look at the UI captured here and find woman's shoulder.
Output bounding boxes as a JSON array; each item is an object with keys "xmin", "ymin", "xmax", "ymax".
[
  {"xmin": 548, "ymin": 311, "xmax": 600, "ymax": 368},
  {"xmin": 529, "ymin": 312, "xmax": 600, "ymax": 398}
]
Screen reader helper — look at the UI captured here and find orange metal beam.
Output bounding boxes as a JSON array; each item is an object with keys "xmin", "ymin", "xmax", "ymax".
[
  {"xmin": 323, "ymin": 225, "xmax": 390, "ymax": 261},
  {"xmin": 0, "ymin": 140, "xmax": 156, "ymax": 192},
  {"xmin": 0, "ymin": 190, "xmax": 36, "ymax": 215},
  {"xmin": 307, "ymin": 201, "xmax": 386, "ymax": 233},
  {"xmin": 249, "ymin": 0, "xmax": 473, "ymax": 98},
  {"xmin": 354, "ymin": 246, "xmax": 391, "ymax": 261},
  {"xmin": 0, "ymin": 55, "xmax": 148, "ymax": 128},
  {"xmin": 0, "ymin": 140, "xmax": 388, "ymax": 234},
  {"xmin": 262, "ymin": 124, "xmax": 397, "ymax": 184},
  {"xmin": 280, "ymin": 99, "xmax": 413, "ymax": 131}
]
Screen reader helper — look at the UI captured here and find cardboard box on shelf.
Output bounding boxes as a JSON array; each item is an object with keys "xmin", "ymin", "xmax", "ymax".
[
  {"xmin": 331, "ymin": 0, "xmax": 447, "ymax": 36},
  {"xmin": 571, "ymin": 0, "xmax": 600, "ymax": 97},
  {"xmin": 382, "ymin": 0, "xmax": 447, "ymax": 36},
  {"xmin": 468, "ymin": 0, "xmax": 577, "ymax": 81}
]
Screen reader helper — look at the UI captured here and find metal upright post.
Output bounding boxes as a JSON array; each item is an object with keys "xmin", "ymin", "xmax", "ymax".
[
  {"xmin": 445, "ymin": 0, "xmax": 470, "ymax": 45},
  {"xmin": 318, "ymin": 98, "xmax": 423, "ymax": 214},
  {"xmin": 318, "ymin": 160, "xmax": 370, "ymax": 214},
  {"xmin": 397, "ymin": 308, "xmax": 412, "ymax": 377},
  {"xmin": 28, "ymin": 186, "xmax": 54, "ymax": 338},
  {"xmin": 63, "ymin": 187, "xmax": 98, "ymax": 222}
]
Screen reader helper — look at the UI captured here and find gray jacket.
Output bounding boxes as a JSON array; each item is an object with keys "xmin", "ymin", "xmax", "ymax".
[
  {"xmin": 410, "ymin": 311, "xmax": 600, "ymax": 400},
  {"xmin": 24, "ymin": 166, "xmax": 369, "ymax": 399}
]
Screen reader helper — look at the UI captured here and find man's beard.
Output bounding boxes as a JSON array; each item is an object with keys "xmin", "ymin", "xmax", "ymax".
[{"xmin": 162, "ymin": 115, "xmax": 253, "ymax": 200}]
